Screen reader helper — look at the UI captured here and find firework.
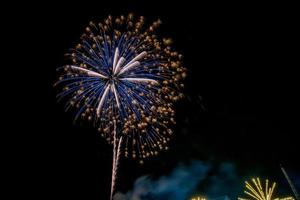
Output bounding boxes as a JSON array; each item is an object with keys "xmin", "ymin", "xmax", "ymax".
[
  {"xmin": 55, "ymin": 13, "xmax": 186, "ymax": 199},
  {"xmin": 191, "ymin": 196, "xmax": 207, "ymax": 200},
  {"xmin": 281, "ymin": 165, "xmax": 300, "ymax": 200},
  {"xmin": 239, "ymin": 178, "xmax": 295, "ymax": 200}
]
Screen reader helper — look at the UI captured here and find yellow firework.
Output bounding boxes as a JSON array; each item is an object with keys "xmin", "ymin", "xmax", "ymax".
[
  {"xmin": 190, "ymin": 196, "xmax": 206, "ymax": 200},
  {"xmin": 239, "ymin": 177, "xmax": 295, "ymax": 200}
]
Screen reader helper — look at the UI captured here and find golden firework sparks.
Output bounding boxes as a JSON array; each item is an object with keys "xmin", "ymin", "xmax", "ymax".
[
  {"xmin": 191, "ymin": 196, "xmax": 207, "ymax": 200},
  {"xmin": 239, "ymin": 178, "xmax": 295, "ymax": 200}
]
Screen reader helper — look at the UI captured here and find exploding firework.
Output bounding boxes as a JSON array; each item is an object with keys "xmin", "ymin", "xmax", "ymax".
[
  {"xmin": 55, "ymin": 13, "xmax": 186, "ymax": 199},
  {"xmin": 238, "ymin": 178, "xmax": 295, "ymax": 200}
]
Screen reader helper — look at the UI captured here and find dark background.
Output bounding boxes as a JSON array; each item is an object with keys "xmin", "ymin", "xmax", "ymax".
[{"xmin": 6, "ymin": 1, "xmax": 299, "ymax": 199}]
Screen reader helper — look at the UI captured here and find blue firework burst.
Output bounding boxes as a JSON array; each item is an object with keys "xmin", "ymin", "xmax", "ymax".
[{"xmin": 56, "ymin": 14, "xmax": 186, "ymax": 161}]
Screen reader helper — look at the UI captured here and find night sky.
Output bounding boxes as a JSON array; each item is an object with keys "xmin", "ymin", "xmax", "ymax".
[{"xmin": 9, "ymin": 1, "xmax": 299, "ymax": 199}]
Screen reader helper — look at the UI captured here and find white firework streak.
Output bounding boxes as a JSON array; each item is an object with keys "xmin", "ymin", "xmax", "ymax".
[
  {"xmin": 117, "ymin": 51, "xmax": 147, "ymax": 75},
  {"xmin": 118, "ymin": 61, "xmax": 140, "ymax": 75},
  {"xmin": 113, "ymin": 57, "xmax": 126, "ymax": 74},
  {"xmin": 112, "ymin": 47, "xmax": 119, "ymax": 73},
  {"xmin": 120, "ymin": 77, "xmax": 159, "ymax": 85},
  {"xmin": 111, "ymin": 82, "xmax": 121, "ymax": 108},
  {"xmin": 110, "ymin": 120, "xmax": 123, "ymax": 200},
  {"xmin": 70, "ymin": 65, "xmax": 108, "ymax": 79},
  {"xmin": 127, "ymin": 51, "xmax": 147, "ymax": 65},
  {"xmin": 96, "ymin": 84, "xmax": 111, "ymax": 116}
]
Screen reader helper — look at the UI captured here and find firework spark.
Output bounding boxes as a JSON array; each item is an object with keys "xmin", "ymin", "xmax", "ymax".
[
  {"xmin": 191, "ymin": 196, "xmax": 207, "ymax": 200},
  {"xmin": 55, "ymin": 13, "xmax": 186, "ymax": 199},
  {"xmin": 239, "ymin": 178, "xmax": 295, "ymax": 200}
]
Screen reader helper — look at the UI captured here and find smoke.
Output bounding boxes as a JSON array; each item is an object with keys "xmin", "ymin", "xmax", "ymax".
[
  {"xmin": 113, "ymin": 161, "xmax": 242, "ymax": 200},
  {"xmin": 202, "ymin": 162, "xmax": 242, "ymax": 199}
]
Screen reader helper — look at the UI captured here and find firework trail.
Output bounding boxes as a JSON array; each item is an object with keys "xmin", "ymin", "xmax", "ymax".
[
  {"xmin": 55, "ymin": 13, "xmax": 186, "ymax": 199},
  {"xmin": 111, "ymin": 120, "xmax": 123, "ymax": 200},
  {"xmin": 281, "ymin": 165, "xmax": 300, "ymax": 200}
]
